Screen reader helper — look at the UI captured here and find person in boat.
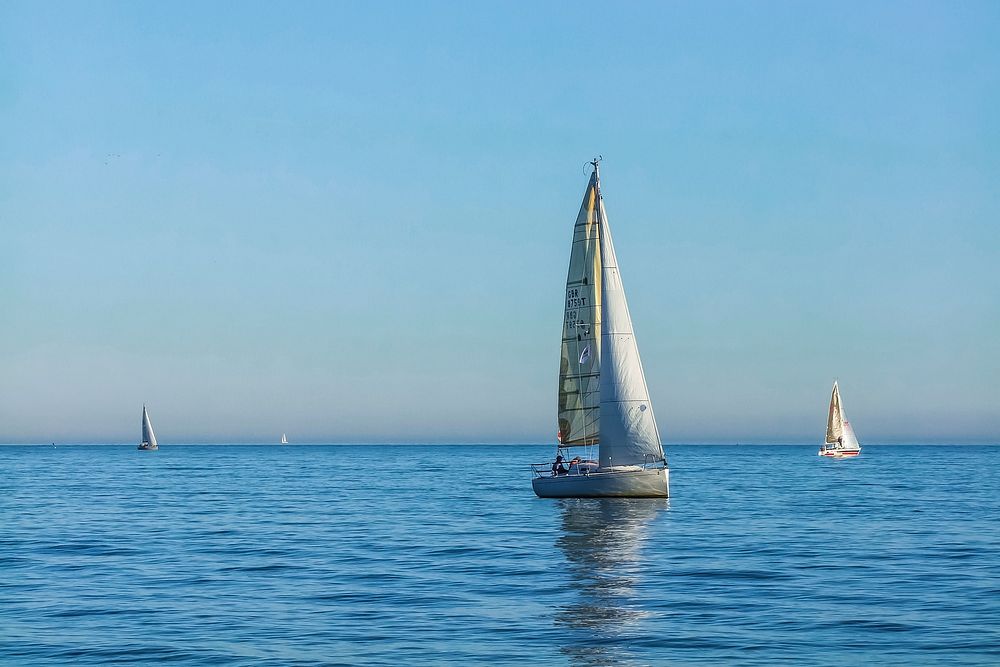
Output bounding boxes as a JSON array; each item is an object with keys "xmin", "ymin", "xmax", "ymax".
[
  {"xmin": 566, "ymin": 456, "xmax": 601, "ymax": 474},
  {"xmin": 552, "ymin": 455, "xmax": 568, "ymax": 476}
]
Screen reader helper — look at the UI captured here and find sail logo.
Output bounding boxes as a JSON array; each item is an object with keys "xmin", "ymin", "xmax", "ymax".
[{"xmin": 579, "ymin": 345, "xmax": 591, "ymax": 365}]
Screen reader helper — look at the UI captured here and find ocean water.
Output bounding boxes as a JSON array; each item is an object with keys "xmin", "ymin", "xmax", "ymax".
[{"xmin": 2, "ymin": 444, "xmax": 999, "ymax": 666}]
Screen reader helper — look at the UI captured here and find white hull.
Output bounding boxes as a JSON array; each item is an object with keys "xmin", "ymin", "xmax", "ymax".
[
  {"xmin": 532, "ymin": 467, "xmax": 668, "ymax": 498},
  {"xmin": 818, "ymin": 447, "xmax": 860, "ymax": 458},
  {"xmin": 137, "ymin": 444, "xmax": 158, "ymax": 451}
]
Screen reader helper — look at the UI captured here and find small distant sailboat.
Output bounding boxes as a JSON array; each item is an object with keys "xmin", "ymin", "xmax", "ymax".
[
  {"xmin": 531, "ymin": 159, "xmax": 669, "ymax": 498},
  {"xmin": 137, "ymin": 405, "xmax": 159, "ymax": 451},
  {"xmin": 819, "ymin": 381, "xmax": 861, "ymax": 457},
  {"xmin": 280, "ymin": 433, "xmax": 288, "ymax": 445}
]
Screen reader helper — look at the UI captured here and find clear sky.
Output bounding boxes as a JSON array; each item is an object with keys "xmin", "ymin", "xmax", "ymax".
[{"xmin": 1, "ymin": 1, "xmax": 997, "ymax": 443}]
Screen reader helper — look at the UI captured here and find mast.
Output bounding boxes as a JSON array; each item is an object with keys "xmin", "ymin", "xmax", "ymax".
[{"xmin": 582, "ymin": 157, "xmax": 602, "ymax": 458}]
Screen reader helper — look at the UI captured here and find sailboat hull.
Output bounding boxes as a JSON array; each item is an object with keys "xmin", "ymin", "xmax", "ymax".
[
  {"xmin": 137, "ymin": 444, "xmax": 158, "ymax": 451},
  {"xmin": 818, "ymin": 449, "xmax": 860, "ymax": 458},
  {"xmin": 532, "ymin": 467, "xmax": 668, "ymax": 498}
]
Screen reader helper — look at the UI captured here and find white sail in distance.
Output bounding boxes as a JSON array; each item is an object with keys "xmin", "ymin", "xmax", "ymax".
[
  {"xmin": 842, "ymin": 421, "xmax": 860, "ymax": 451},
  {"xmin": 825, "ymin": 382, "xmax": 844, "ymax": 445},
  {"xmin": 825, "ymin": 381, "xmax": 861, "ymax": 452},
  {"xmin": 141, "ymin": 406, "xmax": 158, "ymax": 449}
]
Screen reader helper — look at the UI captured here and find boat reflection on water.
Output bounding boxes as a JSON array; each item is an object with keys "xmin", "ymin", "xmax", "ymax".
[{"xmin": 554, "ymin": 498, "xmax": 668, "ymax": 666}]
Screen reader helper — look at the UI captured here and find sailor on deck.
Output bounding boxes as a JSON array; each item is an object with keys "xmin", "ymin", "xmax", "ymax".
[{"xmin": 552, "ymin": 455, "xmax": 568, "ymax": 476}]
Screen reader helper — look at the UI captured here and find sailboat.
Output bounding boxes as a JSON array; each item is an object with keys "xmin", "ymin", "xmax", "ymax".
[
  {"xmin": 818, "ymin": 381, "xmax": 861, "ymax": 457},
  {"xmin": 280, "ymin": 433, "xmax": 288, "ymax": 445},
  {"xmin": 137, "ymin": 405, "xmax": 159, "ymax": 451},
  {"xmin": 532, "ymin": 159, "xmax": 669, "ymax": 498}
]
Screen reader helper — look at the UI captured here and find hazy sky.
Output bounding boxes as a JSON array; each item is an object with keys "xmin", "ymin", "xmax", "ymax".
[{"xmin": 2, "ymin": 1, "xmax": 997, "ymax": 443}]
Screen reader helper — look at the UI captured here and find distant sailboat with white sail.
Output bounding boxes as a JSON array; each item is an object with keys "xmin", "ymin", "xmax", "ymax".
[
  {"xmin": 280, "ymin": 433, "xmax": 288, "ymax": 445},
  {"xmin": 819, "ymin": 381, "xmax": 861, "ymax": 457},
  {"xmin": 532, "ymin": 159, "xmax": 669, "ymax": 498},
  {"xmin": 137, "ymin": 405, "xmax": 159, "ymax": 451}
]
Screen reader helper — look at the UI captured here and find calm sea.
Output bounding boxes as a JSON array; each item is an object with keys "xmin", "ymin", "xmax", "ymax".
[{"xmin": 2, "ymin": 444, "xmax": 998, "ymax": 666}]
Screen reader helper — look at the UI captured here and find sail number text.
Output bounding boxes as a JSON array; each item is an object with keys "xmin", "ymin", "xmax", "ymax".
[
  {"xmin": 566, "ymin": 288, "xmax": 587, "ymax": 309},
  {"xmin": 565, "ymin": 288, "xmax": 589, "ymax": 334}
]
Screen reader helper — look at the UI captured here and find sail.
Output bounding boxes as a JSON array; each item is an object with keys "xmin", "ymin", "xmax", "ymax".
[
  {"xmin": 841, "ymin": 421, "xmax": 861, "ymax": 451},
  {"xmin": 141, "ymin": 406, "xmax": 158, "ymax": 449},
  {"xmin": 593, "ymin": 168, "xmax": 664, "ymax": 468},
  {"xmin": 825, "ymin": 382, "xmax": 843, "ymax": 445},
  {"xmin": 557, "ymin": 171, "xmax": 603, "ymax": 446},
  {"xmin": 281, "ymin": 433, "xmax": 287, "ymax": 444}
]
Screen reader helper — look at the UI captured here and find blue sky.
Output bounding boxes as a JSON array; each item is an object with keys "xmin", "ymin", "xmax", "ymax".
[{"xmin": 1, "ymin": 1, "xmax": 997, "ymax": 443}]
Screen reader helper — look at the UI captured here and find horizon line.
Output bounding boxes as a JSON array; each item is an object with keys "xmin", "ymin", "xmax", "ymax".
[{"xmin": 3, "ymin": 440, "xmax": 998, "ymax": 447}]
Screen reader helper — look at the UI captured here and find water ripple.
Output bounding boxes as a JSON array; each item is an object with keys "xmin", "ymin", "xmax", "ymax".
[{"xmin": 1, "ymin": 444, "xmax": 999, "ymax": 666}]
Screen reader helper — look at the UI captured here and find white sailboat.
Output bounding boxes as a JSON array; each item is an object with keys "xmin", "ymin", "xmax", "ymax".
[
  {"xmin": 280, "ymin": 433, "xmax": 288, "ymax": 445},
  {"xmin": 818, "ymin": 381, "xmax": 861, "ymax": 457},
  {"xmin": 137, "ymin": 405, "xmax": 159, "ymax": 451},
  {"xmin": 532, "ymin": 160, "xmax": 669, "ymax": 498}
]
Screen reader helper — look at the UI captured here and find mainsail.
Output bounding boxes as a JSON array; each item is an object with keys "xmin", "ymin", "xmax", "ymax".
[
  {"xmin": 141, "ymin": 406, "xmax": 158, "ymax": 449},
  {"xmin": 558, "ymin": 163, "xmax": 664, "ymax": 467},
  {"xmin": 557, "ymin": 171, "xmax": 603, "ymax": 446},
  {"xmin": 825, "ymin": 382, "xmax": 844, "ymax": 445}
]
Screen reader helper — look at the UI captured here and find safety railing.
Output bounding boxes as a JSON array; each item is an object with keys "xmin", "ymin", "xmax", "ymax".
[
  {"xmin": 532, "ymin": 454, "xmax": 666, "ymax": 478},
  {"xmin": 531, "ymin": 459, "xmax": 600, "ymax": 478}
]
